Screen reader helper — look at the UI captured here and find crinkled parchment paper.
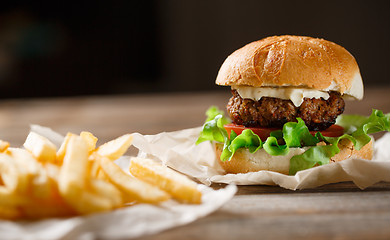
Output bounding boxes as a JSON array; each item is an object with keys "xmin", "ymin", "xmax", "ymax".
[
  {"xmin": 0, "ymin": 126, "xmax": 237, "ymax": 240},
  {"xmin": 132, "ymin": 127, "xmax": 390, "ymax": 190}
]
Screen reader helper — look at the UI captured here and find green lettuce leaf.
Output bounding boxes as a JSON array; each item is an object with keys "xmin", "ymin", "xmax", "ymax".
[
  {"xmin": 196, "ymin": 106, "xmax": 231, "ymax": 145},
  {"xmin": 289, "ymin": 109, "xmax": 390, "ymax": 174},
  {"xmin": 205, "ymin": 106, "xmax": 231, "ymax": 124},
  {"xmin": 335, "ymin": 114, "xmax": 368, "ymax": 134},
  {"xmin": 336, "ymin": 111, "xmax": 390, "ymax": 134},
  {"xmin": 289, "ymin": 134, "xmax": 357, "ymax": 175},
  {"xmin": 283, "ymin": 118, "xmax": 319, "ymax": 147},
  {"xmin": 221, "ymin": 129, "xmax": 263, "ymax": 161},
  {"xmin": 263, "ymin": 136, "xmax": 289, "ymax": 156},
  {"xmin": 197, "ymin": 107, "xmax": 390, "ymax": 175},
  {"xmin": 196, "ymin": 114, "xmax": 228, "ymax": 144}
]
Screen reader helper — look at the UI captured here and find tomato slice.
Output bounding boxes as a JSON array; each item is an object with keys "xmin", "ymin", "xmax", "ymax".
[
  {"xmin": 224, "ymin": 123, "xmax": 344, "ymax": 141},
  {"xmin": 311, "ymin": 124, "xmax": 344, "ymax": 138},
  {"xmin": 224, "ymin": 124, "xmax": 279, "ymax": 141}
]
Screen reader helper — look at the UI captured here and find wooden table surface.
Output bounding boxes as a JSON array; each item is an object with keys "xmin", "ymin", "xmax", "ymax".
[{"xmin": 0, "ymin": 87, "xmax": 390, "ymax": 239}]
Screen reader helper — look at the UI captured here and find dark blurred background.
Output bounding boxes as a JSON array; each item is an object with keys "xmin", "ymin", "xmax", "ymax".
[{"xmin": 0, "ymin": 1, "xmax": 389, "ymax": 99}]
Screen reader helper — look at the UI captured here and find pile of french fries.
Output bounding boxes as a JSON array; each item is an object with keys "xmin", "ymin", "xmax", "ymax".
[{"xmin": 0, "ymin": 130, "xmax": 202, "ymax": 220}]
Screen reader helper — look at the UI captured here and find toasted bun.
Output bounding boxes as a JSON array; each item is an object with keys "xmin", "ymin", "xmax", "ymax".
[
  {"xmin": 216, "ymin": 35, "xmax": 363, "ymax": 100},
  {"xmin": 215, "ymin": 138, "xmax": 373, "ymax": 175}
]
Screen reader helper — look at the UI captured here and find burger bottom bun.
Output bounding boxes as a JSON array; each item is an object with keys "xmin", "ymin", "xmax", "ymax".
[{"xmin": 216, "ymin": 138, "xmax": 373, "ymax": 175}]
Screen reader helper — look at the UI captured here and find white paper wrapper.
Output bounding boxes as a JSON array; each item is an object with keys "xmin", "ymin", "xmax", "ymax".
[
  {"xmin": 1, "ymin": 184, "xmax": 236, "ymax": 240},
  {"xmin": 1, "ymin": 125, "xmax": 237, "ymax": 240},
  {"xmin": 132, "ymin": 127, "xmax": 390, "ymax": 190}
]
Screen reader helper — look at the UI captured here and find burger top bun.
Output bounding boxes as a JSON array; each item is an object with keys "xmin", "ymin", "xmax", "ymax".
[{"xmin": 216, "ymin": 35, "xmax": 363, "ymax": 100}]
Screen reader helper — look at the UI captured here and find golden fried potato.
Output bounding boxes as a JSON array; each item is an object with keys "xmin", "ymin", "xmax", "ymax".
[
  {"xmin": 0, "ymin": 205, "xmax": 22, "ymax": 220},
  {"xmin": 130, "ymin": 157, "xmax": 202, "ymax": 204},
  {"xmin": 0, "ymin": 140, "xmax": 10, "ymax": 153},
  {"xmin": 58, "ymin": 135, "xmax": 113, "ymax": 214},
  {"xmin": 90, "ymin": 179, "xmax": 123, "ymax": 207},
  {"xmin": 0, "ymin": 186, "xmax": 27, "ymax": 207},
  {"xmin": 95, "ymin": 134, "xmax": 133, "ymax": 161},
  {"xmin": 6, "ymin": 148, "xmax": 43, "ymax": 196},
  {"xmin": 21, "ymin": 198, "xmax": 75, "ymax": 219},
  {"xmin": 23, "ymin": 132, "xmax": 57, "ymax": 163},
  {"xmin": 0, "ymin": 153, "xmax": 24, "ymax": 193},
  {"xmin": 80, "ymin": 131, "xmax": 98, "ymax": 153},
  {"xmin": 0, "ymin": 128, "xmax": 203, "ymax": 220},
  {"xmin": 56, "ymin": 132, "xmax": 76, "ymax": 164},
  {"xmin": 99, "ymin": 157, "xmax": 170, "ymax": 203}
]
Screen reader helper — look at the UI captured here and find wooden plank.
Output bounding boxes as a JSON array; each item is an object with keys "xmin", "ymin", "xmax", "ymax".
[
  {"xmin": 0, "ymin": 88, "xmax": 389, "ymax": 239},
  {"xmin": 137, "ymin": 182, "xmax": 390, "ymax": 240},
  {"xmin": 234, "ymin": 181, "xmax": 390, "ymax": 195}
]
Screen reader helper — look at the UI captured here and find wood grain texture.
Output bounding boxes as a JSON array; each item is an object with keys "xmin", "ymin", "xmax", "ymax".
[
  {"xmin": 0, "ymin": 87, "xmax": 389, "ymax": 239},
  {"xmin": 137, "ymin": 182, "xmax": 390, "ymax": 240}
]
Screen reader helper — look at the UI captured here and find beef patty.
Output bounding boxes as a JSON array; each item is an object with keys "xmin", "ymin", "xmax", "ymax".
[{"xmin": 227, "ymin": 90, "xmax": 345, "ymax": 131}]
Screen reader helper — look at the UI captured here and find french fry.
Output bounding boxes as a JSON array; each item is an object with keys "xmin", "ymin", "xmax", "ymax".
[
  {"xmin": 96, "ymin": 168, "xmax": 110, "ymax": 181},
  {"xmin": 90, "ymin": 179, "xmax": 123, "ymax": 207},
  {"xmin": 31, "ymin": 168, "xmax": 53, "ymax": 199},
  {"xmin": 80, "ymin": 131, "xmax": 98, "ymax": 152},
  {"xmin": 7, "ymin": 148, "xmax": 43, "ymax": 194},
  {"xmin": 129, "ymin": 157, "xmax": 202, "ymax": 204},
  {"xmin": 0, "ymin": 205, "xmax": 22, "ymax": 220},
  {"xmin": 89, "ymin": 153, "xmax": 101, "ymax": 178},
  {"xmin": 99, "ymin": 157, "xmax": 170, "ymax": 203},
  {"xmin": 39, "ymin": 164, "xmax": 82, "ymax": 217},
  {"xmin": 21, "ymin": 189, "xmax": 75, "ymax": 219},
  {"xmin": 7, "ymin": 148, "xmax": 40, "ymax": 175},
  {"xmin": 7, "ymin": 148, "xmax": 49, "ymax": 197},
  {"xmin": 58, "ymin": 135, "xmax": 88, "ymax": 205},
  {"xmin": 0, "ymin": 140, "xmax": 10, "ymax": 152},
  {"xmin": 95, "ymin": 134, "xmax": 133, "ymax": 161},
  {"xmin": 58, "ymin": 135, "xmax": 112, "ymax": 214},
  {"xmin": 23, "ymin": 132, "xmax": 57, "ymax": 163},
  {"xmin": 0, "ymin": 128, "xmax": 204, "ymax": 220},
  {"xmin": 22, "ymin": 201, "xmax": 75, "ymax": 219},
  {"xmin": 76, "ymin": 191, "xmax": 114, "ymax": 214},
  {"xmin": 44, "ymin": 163, "xmax": 66, "ymax": 202},
  {"xmin": 0, "ymin": 186, "xmax": 27, "ymax": 207},
  {"xmin": 0, "ymin": 154, "xmax": 22, "ymax": 193},
  {"xmin": 45, "ymin": 163, "xmax": 60, "ymax": 183},
  {"xmin": 58, "ymin": 136, "xmax": 84, "ymax": 188},
  {"xmin": 56, "ymin": 132, "xmax": 76, "ymax": 164}
]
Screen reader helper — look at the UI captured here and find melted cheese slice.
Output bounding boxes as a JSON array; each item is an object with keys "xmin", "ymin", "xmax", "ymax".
[{"xmin": 233, "ymin": 86, "xmax": 330, "ymax": 107}]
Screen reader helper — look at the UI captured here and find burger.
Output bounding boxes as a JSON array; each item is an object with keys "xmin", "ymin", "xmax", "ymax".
[{"xmin": 197, "ymin": 35, "xmax": 390, "ymax": 175}]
